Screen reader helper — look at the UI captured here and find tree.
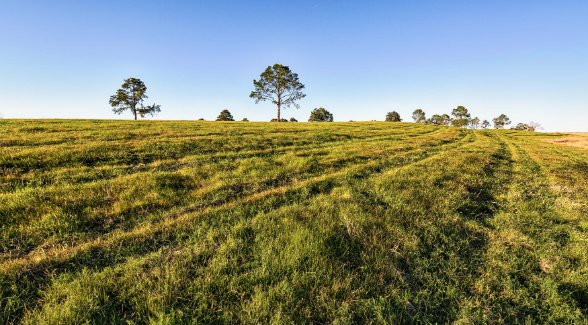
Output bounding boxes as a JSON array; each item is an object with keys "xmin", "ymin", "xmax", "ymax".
[
  {"xmin": 470, "ymin": 117, "xmax": 480, "ymax": 129},
  {"xmin": 109, "ymin": 78, "xmax": 160, "ymax": 120},
  {"xmin": 528, "ymin": 121, "xmax": 542, "ymax": 132},
  {"xmin": 412, "ymin": 109, "xmax": 426, "ymax": 123},
  {"xmin": 386, "ymin": 111, "xmax": 402, "ymax": 122},
  {"xmin": 241, "ymin": 118, "xmax": 249, "ymax": 122},
  {"xmin": 250, "ymin": 64, "xmax": 306, "ymax": 122},
  {"xmin": 308, "ymin": 108, "xmax": 333, "ymax": 122},
  {"xmin": 493, "ymin": 114, "xmax": 511, "ymax": 129},
  {"xmin": 270, "ymin": 118, "xmax": 288, "ymax": 122},
  {"xmin": 512, "ymin": 121, "xmax": 542, "ymax": 132},
  {"xmin": 481, "ymin": 120, "xmax": 491, "ymax": 129},
  {"xmin": 289, "ymin": 117, "xmax": 298, "ymax": 122},
  {"xmin": 427, "ymin": 114, "xmax": 443, "ymax": 125},
  {"xmin": 216, "ymin": 109, "xmax": 234, "ymax": 121},
  {"xmin": 439, "ymin": 114, "xmax": 451, "ymax": 126},
  {"xmin": 513, "ymin": 123, "xmax": 530, "ymax": 131},
  {"xmin": 451, "ymin": 106, "xmax": 471, "ymax": 128}
]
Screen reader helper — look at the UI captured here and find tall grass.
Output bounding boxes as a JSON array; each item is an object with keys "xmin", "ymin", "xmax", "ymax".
[{"xmin": 0, "ymin": 120, "xmax": 586, "ymax": 324}]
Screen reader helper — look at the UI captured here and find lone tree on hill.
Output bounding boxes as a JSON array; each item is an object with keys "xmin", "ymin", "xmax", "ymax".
[
  {"xmin": 216, "ymin": 109, "xmax": 234, "ymax": 121},
  {"xmin": 481, "ymin": 120, "xmax": 491, "ymax": 129},
  {"xmin": 289, "ymin": 117, "xmax": 298, "ymax": 122},
  {"xmin": 412, "ymin": 109, "xmax": 426, "ymax": 123},
  {"xmin": 109, "ymin": 78, "xmax": 160, "ymax": 120},
  {"xmin": 493, "ymin": 114, "xmax": 511, "ymax": 129},
  {"xmin": 250, "ymin": 64, "xmax": 306, "ymax": 122},
  {"xmin": 451, "ymin": 106, "xmax": 471, "ymax": 128},
  {"xmin": 309, "ymin": 108, "xmax": 333, "ymax": 122},
  {"xmin": 386, "ymin": 111, "xmax": 402, "ymax": 122}
]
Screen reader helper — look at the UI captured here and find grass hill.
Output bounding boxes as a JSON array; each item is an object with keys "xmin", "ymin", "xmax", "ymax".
[{"xmin": 1, "ymin": 120, "xmax": 587, "ymax": 324}]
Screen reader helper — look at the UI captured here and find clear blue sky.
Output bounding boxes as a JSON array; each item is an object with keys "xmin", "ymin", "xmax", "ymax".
[{"xmin": 0, "ymin": 0, "xmax": 586, "ymax": 131}]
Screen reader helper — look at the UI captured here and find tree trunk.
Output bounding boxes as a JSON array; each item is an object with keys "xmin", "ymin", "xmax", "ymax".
[
  {"xmin": 277, "ymin": 104, "xmax": 281, "ymax": 122},
  {"xmin": 134, "ymin": 110, "xmax": 137, "ymax": 120}
]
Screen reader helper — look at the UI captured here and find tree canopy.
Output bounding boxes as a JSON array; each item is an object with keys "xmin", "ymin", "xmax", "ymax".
[
  {"xmin": 427, "ymin": 114, "xmax": 442, "ymax": 125},
  {"xmin": 250, "ymin": 64, "xmax": 306, "ymax": 122},
  {"xmin": 512, "ymin": 121, "xmax": 541, "ymax": 132},
  {"xmin": 309, "ymin": 108, "xmax": 333, "ymax": 122},
  {"xmin": 109, "ymin": 78, "xmax": 160, "ymax": 120},
  {"xmin": 451, "ymin": 106, "xmax": 471, "ymax": 128},
  {"xmin": 470, "ymin": 117, "xmax": 480, "ymax": 129},
  {"xmin": 412, "ymin": 109, "xmax": 426, "ymax": 123},
  {"xmin": 527, "ymin": 121, "xmax": 542, "ymax": 132},
  {"xmin": 493, "ymin": 114, "xmax": 511, "ymax": 129},
  {"xmin": 386, "ymin": 111, "xmax": 402, "ymax": 122},
  {"xmin": 216, "ymin": 109, "xmax": 234, "ymax": 121},
  {"xmin": 513, "ymin": 123, "xmax": 530, "ymax": 131}
]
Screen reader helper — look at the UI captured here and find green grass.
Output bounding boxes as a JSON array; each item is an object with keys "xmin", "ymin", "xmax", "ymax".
[{"xmin": 1, "ymin": 119, "xmax": 587, "ymax": 324}]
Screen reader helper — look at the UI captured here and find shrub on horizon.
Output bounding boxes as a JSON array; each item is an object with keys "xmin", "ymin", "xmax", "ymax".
[
  {"xmin": 216, "ymin": 109, "xmax": 234, "ymax": 121},
  {"xmin": 308, "ymin": 108, "xmax": 333, "ymax": 122},
  {"xmin": 386, "ymin": 111, "xmax": 402, "ymax": 122}
]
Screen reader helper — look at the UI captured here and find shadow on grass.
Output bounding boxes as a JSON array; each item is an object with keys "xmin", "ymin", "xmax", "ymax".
[
  {"xmin": 559, "ymin": 282, "xmax": 588, "ymax": 314},
  {"xmin": 456, "ymin": 138, "xmax": 513, "ymax": 227}
]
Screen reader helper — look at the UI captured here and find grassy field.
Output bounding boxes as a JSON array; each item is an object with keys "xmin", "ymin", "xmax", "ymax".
[{"xmin": 1, "ymin": 120, "xmax": 587, "ymax": 324}]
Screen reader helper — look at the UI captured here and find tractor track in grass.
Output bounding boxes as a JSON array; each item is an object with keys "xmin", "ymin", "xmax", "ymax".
[
  {"xmin": 1, "ymin": 129, "xmax": 473, "ymax": 273},
  {"xmin": 0, "ymin": 124, "xmax": 443, "ymax": 173},
  {"xmin": 0, "ymin": 126, "xmax": 447, "ymax": 193},
  {"xmin": 0, "ymin": 122, "xmax": 441, "ymax": 149},
  {"xmin": 508, "ymin": 133, "xmax": 587, "ymax": 165},
  {"xmin": 2, "ymin": 123, "xmax": 588, "ymax": 324},
  {"xmin": 464, "ymin": 134, "xmax": 588, "ymax": 323},
  {"xmin": 391, "ymin": 132, "xmax": 514, "ymax": 323},
  {"xmin": 0, "ymin": 130, "xmax": 477, "ymax": 324},
  {"xmin": 504, "ymin": 134, "xmax": 588, "ymax": 202},
  {"xmin": 0, "ymin": 128, "xmax": 464, "ymax": 261}
]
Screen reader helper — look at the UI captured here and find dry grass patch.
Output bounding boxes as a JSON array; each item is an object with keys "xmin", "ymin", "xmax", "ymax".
[{"xmin": 542, "ymin": 132, "xmax": 588, "ymax": 150}]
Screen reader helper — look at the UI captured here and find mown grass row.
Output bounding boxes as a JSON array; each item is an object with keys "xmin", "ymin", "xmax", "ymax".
[
  {"xmin": 0, "ymin": 120, "xmax": 587, "ymax": 324},
  {"xmin": 17, "ymin": 131, "xmax": 506, "ymax": 324},
  {"xmin": 1, "ymin": 128, "xmax": 473, "ymax": 324},
  {"xmin": 459, "ymin": 134, "xmax": 588, "ymax": 323},
  {"xmin": 0, "ymin": 125, "xmax": 462, "ymax": 262}
]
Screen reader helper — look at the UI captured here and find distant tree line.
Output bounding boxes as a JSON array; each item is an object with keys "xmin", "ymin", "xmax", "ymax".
[
  {"xmin": 109, "ymin": 69, "xmax": 540, "ymax": 131},
  {"xmin": 205, "ymin": 107, "xmax": 333, "ymax": 123},
  {"xmin": 381, "ymin": 106, "xmax": 540, "ymax": 131}
]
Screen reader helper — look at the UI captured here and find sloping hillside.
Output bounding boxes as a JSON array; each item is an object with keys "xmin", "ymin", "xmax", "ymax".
[{"xmin": 1, "ymin": 120, "xmax": 587, "ymax": 324}]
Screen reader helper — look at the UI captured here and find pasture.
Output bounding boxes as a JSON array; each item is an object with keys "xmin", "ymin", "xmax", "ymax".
[{"xmin": 1, "ymin": 120, "xmax": 587, "ymax": 324}]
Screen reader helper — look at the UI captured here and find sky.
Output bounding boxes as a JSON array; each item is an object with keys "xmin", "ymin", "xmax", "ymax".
[{"xmin": 0, "ymin": 0, "xmax": 586, "ymax": 131}]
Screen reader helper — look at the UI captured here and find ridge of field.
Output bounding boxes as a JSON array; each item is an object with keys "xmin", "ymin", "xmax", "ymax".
[{"xmin": 0, "ymin": 120, "xmax": 587, "ymax": 324}]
